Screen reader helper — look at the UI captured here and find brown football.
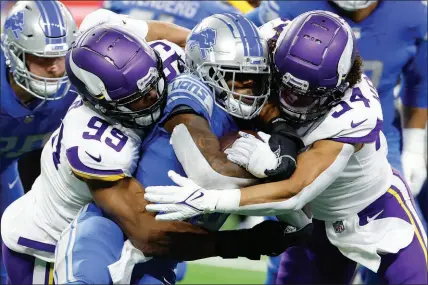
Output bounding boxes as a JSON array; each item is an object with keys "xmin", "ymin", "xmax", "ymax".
[{"xmin": 219, "ymin": 130, "xmax": 261, "ymax": 152}]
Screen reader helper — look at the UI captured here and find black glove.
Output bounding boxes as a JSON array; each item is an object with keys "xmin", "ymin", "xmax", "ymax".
[
  {"xmin": 248, "ymin": 220, "xmax": 313, "ymax": 257},
  {"xmin": 215, "ymin": 220, "xmax": 313, "ymax": 260},
  {"xmin": 264, "ymin": 118, "xmax": 305, "ymax": 181}
]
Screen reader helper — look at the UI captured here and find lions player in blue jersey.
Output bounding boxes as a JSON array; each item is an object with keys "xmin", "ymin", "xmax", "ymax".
[
  {"xmin": 102, "ymin": 0, "xmax": 242, "ymax": 30},
  {"xmin": 49, "ymin": 15, "xmax": 305, "ymax": 285},
  {"xmin": 247, "ymin": 1, "xmax": 428, "ymax": 283},
  {"xmin": 0, "ymin": 1, "xmax": 77, "ymax": 283},
  {"xmin": 138, "ymin": 12, "xmax": 306, "ymax": 284}
]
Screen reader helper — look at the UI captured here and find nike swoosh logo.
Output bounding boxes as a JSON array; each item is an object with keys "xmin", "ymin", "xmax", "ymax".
[
  {"xmin": 351, "ymin": 118, "xmax": 368, "ymax": 128},
  {"xmin": 367, "ymin": 209, "xmax": 384, "ymax": 223},
  {"xmin": 85, "ymin": 151, "xmax": 102, "ymax": 163},
  {"xmin": 190, "ymin": 191, "xmax": 204, "ymax": 202},
  {"xmin": 8, "ymin": 176, "xmax": 20, "ymax": 189}
]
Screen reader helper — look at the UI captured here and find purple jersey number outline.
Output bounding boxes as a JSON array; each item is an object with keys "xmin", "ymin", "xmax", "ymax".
[
  {"xmin": 82, "ymin": 116, "xmax": 128, "ymax": 152},
  {"xmin": 52, "ymin": 117, "xmax": 128, "ymax": 169},
  {"xmin": 332, "ymin": 76, "xmax": 380, "ymax": 118},
  {"xmin": 149, "ymin": 41, "xmax": 182, "ymax": 82}
]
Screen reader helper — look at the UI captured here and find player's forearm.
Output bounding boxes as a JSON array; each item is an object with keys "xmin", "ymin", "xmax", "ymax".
[
  {"xmin": 146, "ymin": 21, "xmax": 190, "ymax": 47},
  {"xmin": 90, "ymin": 178, "xmax": 259, "ymax": 260},
  {"xmin": 166, "ymin": 114, "xmax": 254, "ymax": 179},
  {"xmin": 402, "ymin": 106, "xmax": 427, "ymax": 129},
  {"xmin": 130, "ymin": 219, "xmax": 218, "ymax": 260},
  {"xmin": 213, "ymin": 141, "xmax": 353, "ymax": 216}
]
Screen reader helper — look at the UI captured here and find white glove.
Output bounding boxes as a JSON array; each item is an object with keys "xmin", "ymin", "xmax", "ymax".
[
  {"xmin": 401, "ymin": 128, "xmax": 427, "ymax": 196},
  {"xmin": 225, "ymin": 131, "xmax": 279, "ymax": 178},
  {"xmin": 145, "ymin": 171, "xmax": 219, "ymax": 221}
]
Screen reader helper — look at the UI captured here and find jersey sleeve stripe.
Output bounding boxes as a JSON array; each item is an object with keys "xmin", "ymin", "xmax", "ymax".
[
  {"xmin": 173, "ymin": 75, "xmax": 211, "ymax": 92},
  {"xmin": 330, "ymin": 119, "xmax": 383, "ymax": 144},
  {"xmin": 17, "ymin": 237, "xmax": 56, "ymax": 253},
  {"xmin": 66, "ymin": 146, "xmax": 126, "ymax": 181}
]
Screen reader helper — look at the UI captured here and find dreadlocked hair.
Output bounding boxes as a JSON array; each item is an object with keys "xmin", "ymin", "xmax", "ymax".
[{"xmin": 345, "ymin": 53, "xmax": 363, "ymax": 87}]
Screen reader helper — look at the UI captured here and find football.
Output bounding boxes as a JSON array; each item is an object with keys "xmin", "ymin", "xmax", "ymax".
[{"xmin": 219, "ymin": 130, "xmax": 261, "ymax": 152}]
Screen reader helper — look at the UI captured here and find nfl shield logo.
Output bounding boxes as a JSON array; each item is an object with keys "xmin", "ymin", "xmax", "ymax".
[{"xmin": 332, "ymin": 221, "xmax": 345, "ymax": 234}]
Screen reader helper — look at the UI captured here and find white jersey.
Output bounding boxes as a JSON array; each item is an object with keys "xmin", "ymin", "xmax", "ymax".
[
  {"xmin": 297, "ymin": 74, "xmax": 392, "ymax": 221},
  {"xmin": 1, "ymin": 39, "xmax": 184, "ymax": 262},
  {"xmin": 1, "ymin": 101, "xmax": 141, "ymax": 261}
]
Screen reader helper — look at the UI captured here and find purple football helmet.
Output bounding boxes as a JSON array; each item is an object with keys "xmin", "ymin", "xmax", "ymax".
[
  {"xmin": 273, "ymin": 10, "xmax": 356, "ymax": 124},
  {"xmin": 66, "ymin": 24, "xmax": 167, "ymax": 129}
]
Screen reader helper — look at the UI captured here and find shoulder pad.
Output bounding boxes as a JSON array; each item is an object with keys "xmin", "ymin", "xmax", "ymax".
[
  {"xmin": 166, "ymin": 74, "xmax": 214, "ymax": 117},
  {"xmin": 302, "ymin": 75, "xmax": 383, "ymax": 146},
  {"xmin": 149, "ymin": 40, "xmax": 185, "ymax": 82},
  {"xmin": 62, "ymin": 105, "xmax": 141, "ymax": 181}
]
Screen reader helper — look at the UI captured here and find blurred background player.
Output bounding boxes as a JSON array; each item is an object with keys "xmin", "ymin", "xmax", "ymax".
[
  {"xmin": 0, "ymin": 1, "xmax": 77, "ymax": 283},
  {"xmin": 102, "ymin": 0, "xmax": 242, "ymax": 30},
  {"xmin": 247, "ymin": 1, "xmax": 427, "ymax": 283}
]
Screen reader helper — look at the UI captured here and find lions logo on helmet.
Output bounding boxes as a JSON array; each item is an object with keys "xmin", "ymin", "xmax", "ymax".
[
  {"xmin": 2, "ymin": 1, "xmax": 78, "ymax": 101},
  {"xmin": 4, "ymin": 11, "xmax": 24, "ymax": 40},
  {"xmin": 185, "ymin": 13, "xmax": 271, "ymax": 120},
  {"xmin": 188, "ymin": 28, "xmax": 217, "ymax": 60}
]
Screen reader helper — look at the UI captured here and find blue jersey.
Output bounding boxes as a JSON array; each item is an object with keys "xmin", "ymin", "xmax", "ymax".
[
  {"xmin": 103, "ymin": 1, "xmax": 241, "ymax": 30},
  {"xmin": 0, "ymin": 51, "xmax": 77, "ymax": 173},
  {"xmin": 137, "ymin": 74, "xmax": 238, "ymax": 228},
  {"xmin": 247, "ymin": 0, "xmax": 427, "ymax": 134}
]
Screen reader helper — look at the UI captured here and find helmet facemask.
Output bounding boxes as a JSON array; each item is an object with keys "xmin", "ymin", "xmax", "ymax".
[
  {"xmin": 196, "ymin": 61, "xmax": 270, "ymax": 120},
  {"xmin": 4, "ymin": 38, "xmax": 70, "ymax": 101},
  {"xmin": 81, "ymin": 51, "xmax": 168, "ymax": 130},
  {"xmin": 277, "ymin": 71, "xmax": 349, "ymax": 124}
]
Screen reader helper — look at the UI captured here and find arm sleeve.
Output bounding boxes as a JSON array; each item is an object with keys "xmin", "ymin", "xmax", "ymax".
[
  {"xmin": 401, "ymin": 2, "xmax": 427, "ymax": 108},
  {"xmin": 402, "ymin": 39, "xmax": 427, "ymax": 108}
]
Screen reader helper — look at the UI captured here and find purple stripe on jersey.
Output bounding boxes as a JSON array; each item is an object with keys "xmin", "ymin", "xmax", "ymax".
[
  {"xmin": 330, "ymin": 119, "xmax": 383, "ymax": 144},
  {"xmin": 17, "ymin": 237, "xmax": 55, "ymax": 253},
  {"xmin": 66, "ymin": 146, "xmax": 124, "ymax": 176}
]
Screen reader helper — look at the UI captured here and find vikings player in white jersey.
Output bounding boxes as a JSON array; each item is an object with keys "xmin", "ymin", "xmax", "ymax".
[
  {"xmin": 0, "ymin": 12, "xmax": 225, "ymax": 283},
  {"xmin": 145, "ymin": 11, "xmax": 427, "ymax": 284}
]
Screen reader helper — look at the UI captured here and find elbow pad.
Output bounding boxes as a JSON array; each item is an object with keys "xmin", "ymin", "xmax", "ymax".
[{"xmin": 171, "ymin": 124, "xmax": 257, "ymax": 189}]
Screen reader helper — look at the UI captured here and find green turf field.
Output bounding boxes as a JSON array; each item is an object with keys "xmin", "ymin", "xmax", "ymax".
[
  {"xmin": 178, "ymin": 263, "xmax": 266, "ymax": 284},
  {"xmin": 177, "ymin": 215, "xmax": 268, "ymax": 284}
]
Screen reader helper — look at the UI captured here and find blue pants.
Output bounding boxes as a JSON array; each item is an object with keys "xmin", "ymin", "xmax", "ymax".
[
  {"xmin": 1, "ymin": 161, "xmax": 24, "ymax": 285},
  {"xmin": 54, "ymin": 203, "xmax": 178, "ymax": 284}
]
